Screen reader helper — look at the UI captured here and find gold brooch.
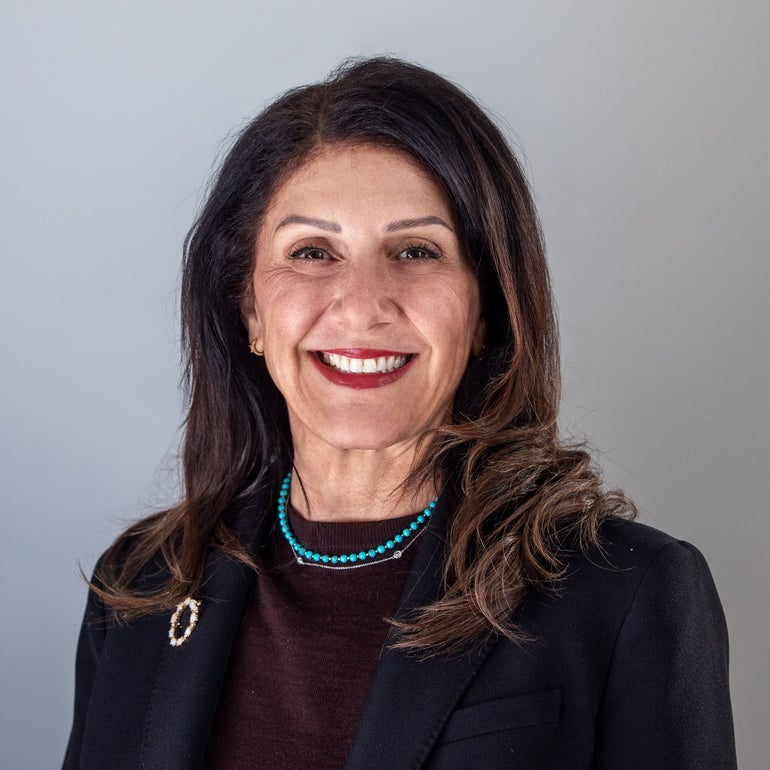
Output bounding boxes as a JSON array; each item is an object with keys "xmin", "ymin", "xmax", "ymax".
[{"xmin": 168, "ymin": 597, "xmax": 201, "ymax": 647}]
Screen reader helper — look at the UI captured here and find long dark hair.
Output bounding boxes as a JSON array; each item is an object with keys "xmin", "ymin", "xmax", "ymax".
[{"xmin": 94, "ymin": 56, "xmax": 633, "ymax": 652}]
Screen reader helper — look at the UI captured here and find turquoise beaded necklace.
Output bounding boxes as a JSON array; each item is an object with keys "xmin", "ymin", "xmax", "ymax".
[{"xmin": 277, "ymin": 471, "xmax": 437, "ymax": 569}]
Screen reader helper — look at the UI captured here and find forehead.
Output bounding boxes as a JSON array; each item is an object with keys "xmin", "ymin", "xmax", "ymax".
[{"xmin": 262, "ymin": 144, "xmax": 455, "ymax": 227}]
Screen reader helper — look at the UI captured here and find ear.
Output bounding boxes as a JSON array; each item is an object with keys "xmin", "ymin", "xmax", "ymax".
[
  {"xmin": 240, "ymin": 289, "xmax": 263, "ymax": 350},
  {"xmin": 471, "ymin": 315, "xmax": 486, "ymax": 357}
]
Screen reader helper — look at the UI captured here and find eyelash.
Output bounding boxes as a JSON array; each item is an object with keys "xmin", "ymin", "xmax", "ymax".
[
  {"xmin": 288, "ymin": 245, "xmax": 328, "ymax": 260},
  {"xmin": 398, "ymin": 243, "xmax": 442, "ymax": 261},
  {"xmin": 288, "ymin": 242, "xmax": 442, "ymax": 261}
]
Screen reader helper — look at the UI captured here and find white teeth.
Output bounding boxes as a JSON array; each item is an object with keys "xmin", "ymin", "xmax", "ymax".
[{"xmin": 319, "ymin": 352, "xmax": 409, "ymax": 373}]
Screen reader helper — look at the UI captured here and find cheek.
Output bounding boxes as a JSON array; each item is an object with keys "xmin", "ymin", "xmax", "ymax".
[
  {"xmin": 252, "ymin": 272, "xmax": 299, "ymax": 336},
  {"xmin": 256, "ymin": 281, "xmax": 326, "ymax": 353},
  {"xmin": 428, "ymin": 277, "xmax": 482, "ymax": 346}
]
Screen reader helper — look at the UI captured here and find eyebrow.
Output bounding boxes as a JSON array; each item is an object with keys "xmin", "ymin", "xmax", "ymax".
[
  {"xmin": 386, "ymin": 216, "xmax": 454, "ymax": 232},
  {"xmin": 275, "ymin": 215, "xmax": 341, "ymax": 233},
  {"xmin": 274, "ymin": 214, "xmax": 454, "ymax": 234}
]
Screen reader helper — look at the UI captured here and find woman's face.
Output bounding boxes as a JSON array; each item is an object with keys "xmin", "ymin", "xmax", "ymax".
[{"xmin": 243, "ymin": 144, "xmax": 484, "ymax": 455}]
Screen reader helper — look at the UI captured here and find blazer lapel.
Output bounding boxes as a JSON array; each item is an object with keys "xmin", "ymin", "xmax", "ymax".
[
  {"xmin": 138, "ymin": 491, "xmax": 272, "ymax": 770},
  {"xmin": 345, "ymin": 500, "xmax": 497, "ymax": 770}
]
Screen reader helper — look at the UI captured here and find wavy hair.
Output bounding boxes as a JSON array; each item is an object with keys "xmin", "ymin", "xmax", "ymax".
[{"xmin": 93, "ymin": 56, "xmax": 634, "ymax": 652}]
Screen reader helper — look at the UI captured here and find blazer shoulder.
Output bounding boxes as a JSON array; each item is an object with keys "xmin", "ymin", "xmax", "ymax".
[
  {"xmin": 597, "ymin": 516, "xmax": 679, "ymax": 550},
  {"xmin": 589, "ymin": 516, "xmax": 704, "ymax": 572},
  {"xmin": 551, "ymin": 517, "xmax": 722, "ymax": 625}
]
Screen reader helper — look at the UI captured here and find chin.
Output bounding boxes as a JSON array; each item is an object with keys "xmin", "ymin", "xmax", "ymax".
[
  {"xmin": 322, "ymin": 430, "xmax": 416, "ymax": 452},
  {"xmin": 314, "ymin": 414, "xmax": 425, "ymax": 452}
]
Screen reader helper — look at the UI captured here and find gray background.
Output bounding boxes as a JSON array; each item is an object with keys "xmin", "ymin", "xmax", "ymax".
[{"xmin": 1, "ymin": 1, "xmax": 768, "ymax": 767}]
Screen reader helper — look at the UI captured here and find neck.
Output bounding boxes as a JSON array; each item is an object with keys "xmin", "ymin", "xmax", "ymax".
[{"xmin": 288, "ymin": 439, "xmax": 436, "ymax": 523}]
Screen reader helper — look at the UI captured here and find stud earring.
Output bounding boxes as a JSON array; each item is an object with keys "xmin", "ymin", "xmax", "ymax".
[{"xmin": 249, "ymin": 339, "xmax": 264, "ymax": 356}]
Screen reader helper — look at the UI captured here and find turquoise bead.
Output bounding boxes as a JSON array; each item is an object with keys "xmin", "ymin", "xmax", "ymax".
[{"xmin": 276, "ymin": 471, "xmax": 436, "ymax": 567}]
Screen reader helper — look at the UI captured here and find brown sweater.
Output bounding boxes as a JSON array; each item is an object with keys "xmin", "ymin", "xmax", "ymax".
[{"xmin": 203, "ymin": 507, "xmax": 420, "ymax": 770}]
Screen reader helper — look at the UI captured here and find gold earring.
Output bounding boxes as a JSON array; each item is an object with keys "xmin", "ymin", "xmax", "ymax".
[{"xmin": 249, "ymin": 339, "xmax": 264, "ymax": 356}]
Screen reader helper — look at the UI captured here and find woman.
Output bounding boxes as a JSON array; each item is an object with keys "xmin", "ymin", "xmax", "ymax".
[{"xmin": 63, "ymin": 57, "xmax": 735, "ymax": 769}]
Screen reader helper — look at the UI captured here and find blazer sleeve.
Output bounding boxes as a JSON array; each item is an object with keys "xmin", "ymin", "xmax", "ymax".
[
  {"xmin": 594, "ymin": 540, "xmax": 736, "ymax": 769},
  {"xmin": 62, "ymin": 568, "xmax": 108, "ymax": 770}
]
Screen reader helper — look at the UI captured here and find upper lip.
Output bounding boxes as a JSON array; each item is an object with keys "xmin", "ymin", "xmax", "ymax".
[{"xmin": 316, "ymin": 348, "xmax": 414, "ymax": 357}]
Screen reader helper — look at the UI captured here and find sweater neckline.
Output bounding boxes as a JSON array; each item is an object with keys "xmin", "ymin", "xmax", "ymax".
[{"xmin": 286, "ymin": 505, "xmax": 425, "ymax": 555}]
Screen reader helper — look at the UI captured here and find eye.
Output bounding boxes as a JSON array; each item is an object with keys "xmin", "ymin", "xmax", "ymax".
[
  {"xmin": 289, "ymin": 245, "xmax": 330, "ymax": 260},
  {"xmin": 398, "ymin": 244, "xmax": 441, "ymax": 261}
]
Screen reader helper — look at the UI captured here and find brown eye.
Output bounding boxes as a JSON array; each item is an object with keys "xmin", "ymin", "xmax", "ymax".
[
  {"xmin": 289, "ymin": 246, "xmax": 329, "ymax": 260},
  {"xmin": 399, "ymin": 245, "xmax": 440, "ymax": 261}
]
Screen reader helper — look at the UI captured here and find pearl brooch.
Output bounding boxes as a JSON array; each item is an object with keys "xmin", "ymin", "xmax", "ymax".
[{"xmin": 168, "ymin": 597, "xmax": 201, "ymax": 647}]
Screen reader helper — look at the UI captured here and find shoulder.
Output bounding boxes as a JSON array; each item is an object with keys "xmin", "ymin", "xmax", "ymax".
[
  {"xmin": 569, "ymin": 516, "xmax": 715, "ymax": 588},
  {"xmin": 589, "ymin": 517, "xmax": 727, "ymax": 628},
  {"xmin": 520, "ymin": 517, "xmax": 727, "ymax": 642}
]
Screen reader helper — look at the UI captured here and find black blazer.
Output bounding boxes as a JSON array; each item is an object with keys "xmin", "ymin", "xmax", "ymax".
[{"xmin": 63, "ymin": 494, "xmax": 736, "ymax": 769}]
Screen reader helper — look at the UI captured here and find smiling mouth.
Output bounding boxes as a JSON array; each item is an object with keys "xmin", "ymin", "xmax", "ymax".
[{"xmin": 317, "ymin": 352, "xmax": 413, "ymax": 374}]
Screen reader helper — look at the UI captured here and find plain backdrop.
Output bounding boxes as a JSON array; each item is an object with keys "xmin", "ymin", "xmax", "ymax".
[{"xmin": 1, "ymin": 1, "xmax": 768, "ymax": 767}]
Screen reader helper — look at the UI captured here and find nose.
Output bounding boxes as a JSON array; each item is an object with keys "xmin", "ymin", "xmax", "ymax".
[{"xmin": 328, "ymin": 259, "xmax": 401, "ymax": 331}]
